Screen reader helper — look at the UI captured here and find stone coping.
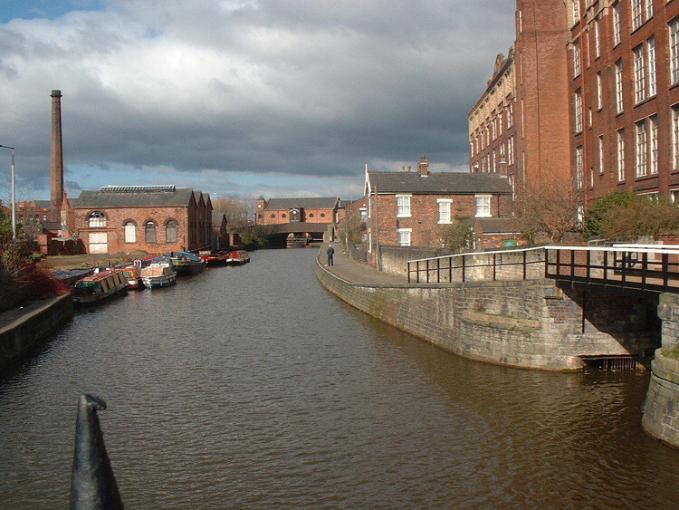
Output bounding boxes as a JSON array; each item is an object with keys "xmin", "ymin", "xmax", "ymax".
[
  {"xmin": 0, "ymin": 294, "xmax": 71, "ymax": 333},
  {"xmin": 652, "ymin": 348, "xmax": 679, "ymax": 385}
]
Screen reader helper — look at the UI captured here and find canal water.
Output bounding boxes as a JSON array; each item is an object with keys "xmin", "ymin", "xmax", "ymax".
[{"xmin": 1, "ymin": 249, "xmax": 678, "ymax": 509}]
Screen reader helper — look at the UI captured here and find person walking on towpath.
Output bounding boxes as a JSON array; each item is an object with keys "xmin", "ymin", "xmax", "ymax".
[{"xmin": 327, "ymin": 245, "xmax": 335, "ymax": 266}]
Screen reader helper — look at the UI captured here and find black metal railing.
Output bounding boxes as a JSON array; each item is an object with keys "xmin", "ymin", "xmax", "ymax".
[
  {"xmin": 407, "ymin": 248, "xmax": 545, "ymax": 284},
  {"xmin": 407, "ymin": 245, "xmax": 679, "ymax": 293}
]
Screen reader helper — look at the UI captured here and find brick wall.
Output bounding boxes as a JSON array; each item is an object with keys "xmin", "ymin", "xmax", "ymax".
[
  {"xmin": 315, "ymin": 257, "xmax": 659, "ymax": 371},
  {"xmin": 72, "ymin": 206, "xmax": 202, "ymax": 254},
  {"xmin": 256, "ymin": 206, "xmax": 336, "ymax": 225}
]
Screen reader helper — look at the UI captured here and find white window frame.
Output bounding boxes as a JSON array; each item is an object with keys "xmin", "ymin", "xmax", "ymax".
[
  {"xmin": 397, "ymin": 228, "xmax": 412, "ymax": 247},
  {"xmin": 647, "ymin": 37, "xmax": 656, "ymax": 97},
  {"xmin": 671, "ymin": 18, "xmax": 679, "ymax": 85},
  {"xmin": 598, "ymin": 135, "xmax": 605, "ymax": 175},
  {"xmin": 617, "ymin": 130, "xmax": 626, "ymax": 182},
  {"xmin": 650, "ymin": 115, "xmax": 658, "ymax": 175},
  {"xmin": 596, "ymin": 73, "xmax": 603, "ymax": 110},
  {"xmin": 437, "ymin": 199, "xmax": 453, "ymax": 224},
  {"xmin": 632, "ymin": 0, "xmax": 643, "ymax": 31},
  {"xmin": 124, "ymin": 222, "xmax": 136, "ymax": 243},
  {"xmin": 574, "ymin": 91, "xmax": 583, "ymax": 133},
  {"xmin": 613, "ymin": 2, "xmax": 621, "ymax": 46},
  {"xmin": 615, "ymin": 60, "xmax": 624, "ymax": 114},
  {"xmin": 573, "ymin": 40, "xmax": 581, "ymax": 77},
  {"xmin": 396, "ymin": 194, "xmax": 411, "ymax": 218},
  {"xmin": 359, "ymin": 208, "xmax": 368, "ymax": 222},
  {"xmin": 475, "ymin": 194, "xmax": 492, "ymax": 218},
  {"xmin": 635, "ymin": 120, "xmax": 648, "ymax": 178},
  {"xmin": 576, "ymin": 146, "xmax": 584, "ymax": 190},
  {"xmin": 634, "ymin": 45, "xmax": 646, "ymax": 104},
  {"xmin": 88, "ymin": 211, "xmax": 106, "ymax": 228},
  {"xmin": 594, "ymin": 19, "xmax": 601, "ymax": 59}
]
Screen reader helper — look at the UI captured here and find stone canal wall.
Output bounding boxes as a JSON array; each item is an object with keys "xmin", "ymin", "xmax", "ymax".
[
  {"xmin": 643, "ymin": 294, "xmax": 679, "ymax": 448},
  {"xmin": 314, "ymin": 259, "xmax": 657, "ymax": 371},
  {"xmin": 0, "ymin": 294, "xmax": 73, "ymax": 373}
]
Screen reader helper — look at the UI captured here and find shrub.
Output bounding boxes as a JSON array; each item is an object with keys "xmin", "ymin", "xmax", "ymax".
[
  {"xmin": 583, "ymin": 191, "xmax": 638, "ymax": 239},
  {"xmin": 440, "ymin": 223, "xmax": 474, "ymax": 252},
  {"xmin": 598, "ymin": 197, "xmax": 679, "ymax": 241}
]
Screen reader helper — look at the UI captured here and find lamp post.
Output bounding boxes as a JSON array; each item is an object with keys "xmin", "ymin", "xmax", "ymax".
[{"xmin": 0, "ymin": 144, "xmax": 16, "ymax": 240}]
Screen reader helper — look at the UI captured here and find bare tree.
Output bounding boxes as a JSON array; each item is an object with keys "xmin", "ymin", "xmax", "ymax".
[
  {"xmin": 514, "ymin": 181, "xmax": 582, "ymax": 244},
  {"xmin": 211, "ymin": 197, "xmax": 254, "ymax": 231}
]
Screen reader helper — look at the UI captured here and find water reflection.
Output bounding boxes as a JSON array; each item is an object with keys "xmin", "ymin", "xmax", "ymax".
[{"xmin": 0, "ymin": 249, "xmax": 677, "ymax": 509}]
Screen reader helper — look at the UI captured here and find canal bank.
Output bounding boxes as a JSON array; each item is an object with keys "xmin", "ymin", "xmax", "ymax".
[
  {"xmin": 0, "ymin": 294, "xmax": 73, "ymax": 373},
  {"xmin": 315, "ymin": 245, "xmax": 657, "ymax": 372}
]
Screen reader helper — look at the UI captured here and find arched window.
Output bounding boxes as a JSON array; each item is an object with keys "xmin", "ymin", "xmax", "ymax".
[
  {"xmin": 124, "ymin": 221, "xmax": 136, "ymax": 243},
  {"xmin": 88, "ymin": 211, "xmax": 106, "ymax": 227},
  {"xmin": 166, "ymin": 220, "xmax": 178, "ymax": 243},
  {"xmin": 320, "ymin": 213, "xmax": 326, "ymax": 218},
  {"xmin": 145, "ymin": 221, "xmax": 157, "ymax": 243},
  {"xmin": 309, "ymin": 213, "xmax": 314, "ymax": 218}
]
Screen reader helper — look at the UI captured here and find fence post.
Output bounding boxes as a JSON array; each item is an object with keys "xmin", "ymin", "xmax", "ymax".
[
  {"xmin": 493, "ymin": 253, "xmax": 497, "ymax": 281},
  {"xmin": 663, "ymin": 253, "xmax": 669, "ymax": 290},
  {"xmin": 407, "ymin": 261, "xmax": 411, "ymax": 284},
  {"xmin": 449, "ymin": 256, "xmax": 452, "ymax": 283},
  {"xmin": 570, "ymin": 250, "xmax": 575, "ymax": 279},
  {"xmin": 522, "ymin": 251, "xmax": 527, "ymax": 280},
  {"xmin": 426, "ymin": 259, "xmax": 430, "ymax": 283},
  {"xmin": 586, "ymin": 250, "xmax": 591, "ymax": 282},
  {"xmin": 436, "ymin": 258, "xmax": 440, "ymax": 284},
  {"xmin": 544, "ymin": 249, "xmax": 549, "ymax": 278},
  {"xmin": 603, "ymin": 251, "xmax": 608, "ymax": 283},
  {"xmin": 556, "ymin": 249, "xmax": 561, "ymax": 278},
  {"xmin": 416, "ymin": 260, "xmax": 420, "ymax": 283},
  {"xmin": 462, "ymin": 255, "xmax": 466, "ymax": 283},
  {"xmin": 621, "ymin": 252, "xmax": 627, "ymax": 285},
  {"xmin": 641, "ymin": 252, "xmax": 648, "ymax": 289}
]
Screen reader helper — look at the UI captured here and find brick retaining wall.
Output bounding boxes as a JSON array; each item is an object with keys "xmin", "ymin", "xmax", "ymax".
[{"xmin": 0, "ymin": 293, "xmax": 73, "ymax": 373}]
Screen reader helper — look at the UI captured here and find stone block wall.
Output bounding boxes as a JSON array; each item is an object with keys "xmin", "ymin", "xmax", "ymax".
[
  {"xmin": 643, "ymin": 293, "xmax": 679, "ymax": 448},
  {"xmin": 315, "ymin": 259, "xmax": 659, "ymax": 371}
]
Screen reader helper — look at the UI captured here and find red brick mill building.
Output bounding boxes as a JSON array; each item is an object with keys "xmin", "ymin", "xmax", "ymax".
[{"xmin": 70, "ymin": 185, "xmax": 212, "ymax": 254}]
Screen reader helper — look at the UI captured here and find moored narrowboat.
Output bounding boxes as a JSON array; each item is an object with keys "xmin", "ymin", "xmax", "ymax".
[
  {"xmin": 199, "ymin": 250, "xmax": 229, "ymax": 266},
  {"xmin": 121, "ymin": 266, "xmax": 144, "ymax": 290},
  {"xmin": 140, "ymin": 263, "xmax": 177, "ymax": 289},
  {"xmin": 169, "ymin": 251, "xmax": 206, "ymax": 275},
  {"xmin": 72, "ymin": 269, "xmax": 128, "ymax": 305},
  {"xmin": 227, "ymin": 250, "xmax": 250, "ymax": 265}
]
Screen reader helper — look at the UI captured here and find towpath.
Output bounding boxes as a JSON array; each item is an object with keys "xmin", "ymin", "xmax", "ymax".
[{"xmin": 318, "ymin": 242, "xmax": 408, "ymax": 286}]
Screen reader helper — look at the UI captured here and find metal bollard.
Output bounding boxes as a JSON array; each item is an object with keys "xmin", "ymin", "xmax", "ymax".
[{"xmin": 70, "ymin": 394, "xmax": 124, "ymax": 510}]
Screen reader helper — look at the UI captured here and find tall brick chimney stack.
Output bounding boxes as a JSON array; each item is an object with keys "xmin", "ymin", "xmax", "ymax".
[
  {"xmin": 50, "ymin": 90, "xmax": 64, "ymax": 214},
  {"xmin": 418, "ymin": 155, "xmax": 430, "ymax": 177}
]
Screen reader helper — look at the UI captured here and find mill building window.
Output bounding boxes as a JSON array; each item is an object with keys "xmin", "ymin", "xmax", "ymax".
[
  {"xmin": 573, "ymin": 40, "xmax": 581, "ymax": 77},
  {"xmin": 576, "ymin": 146, "xmax": 584, "ymax": 190},
  {"xmin": 613, "ymin": 2, "xmax": 621, "ymax": 46},
  {"xmin": 635, "ymin": 120, "xmax": 648, "ymax": 178},
  {"xmin": 671, "ymin": 19, "xmax": 679, "ymax": 85},
  {"xmin": 647, "ymin": 37, "xmax": 656, "ymax": 97},
  {"xmin": 88, "ymin": 211, "xmax": 106, "ymax": 228},
  {"xmin": 633, "ymin": 45, "xmax": 646, "ymax": 104},
  {"xmin": 673, "ymin": 106, "xmax": 679, "ymax": 170},
  {"xmin": 615, "ymin": 60, "xmax": 624, "ymax": 114},
  {"xmin": 574, "ymin": 91, "xmax": 583, "ymax": 133},
  {"xmin": 124, "ymin": 221, "xmax": 136, "ymax": 243},
  {"xmin": 145, "ymin": 221, "xmax": 157, "ymax": 244},
  {"xmin": 617, "ymin": 130, "xmax": 626, "ymax": 182},
  {"xmin": 650, "ymin": 116, "xmax": 658, "ymax": 175},
  {"xmin": 166, "ymin": 220, "xmax": 178, "ymax": 243}
]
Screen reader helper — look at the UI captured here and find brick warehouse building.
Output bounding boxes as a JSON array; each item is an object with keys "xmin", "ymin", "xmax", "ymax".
[
  {"xmin": 364, "ymin": 157, "xmax": 513, "ymax": 265},
  {"xmin": 569, "ymin": 0, "xmax": 679, "ymax": 204},
  {"xmin": 255, "ymin": 197, "xmax": 340, "ymax": 225},
  {"xmin": 70, "ymin": 185, "xmax": 212, "ymax": 254},
  {"xmin": 469, "ymin": 0, "xmax": 572, "ymax": 196}
]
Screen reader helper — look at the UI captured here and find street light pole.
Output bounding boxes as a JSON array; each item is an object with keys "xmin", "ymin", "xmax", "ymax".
[{"xmin": 0, "ymin": 144, "xmax": 17, "ymax": 240}]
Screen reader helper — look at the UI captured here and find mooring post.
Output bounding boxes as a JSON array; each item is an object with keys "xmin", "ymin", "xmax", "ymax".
[{"xmin": 70, "ymin": 394, "xmax": 124, "ymax": 510}]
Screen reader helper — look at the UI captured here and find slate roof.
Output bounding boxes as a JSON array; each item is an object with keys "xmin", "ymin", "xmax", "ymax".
[
  {"xmin": 34, "ymin": 200, "xmax": 52, "ymax": 209},
  {"xmin": 72, "ymin": 187, "xmax": 196, "ymax": 209},
  {"xmin": 368, "ymin": 172, "xmax": 512, "ymax": 194},
  {"xmin": 265, "ymin": 197, "xmax": 339, "ymax": 210}
]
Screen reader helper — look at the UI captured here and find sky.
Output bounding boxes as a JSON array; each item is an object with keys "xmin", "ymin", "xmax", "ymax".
[{"xmin": 0, "ymin": 0, "xmax": 515, "ymax": 201}]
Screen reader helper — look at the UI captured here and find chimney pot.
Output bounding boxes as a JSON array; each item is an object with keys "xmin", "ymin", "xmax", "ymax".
[{"xmin": 418, "ymin": 155, "xmax": 430, "ymax": 177}]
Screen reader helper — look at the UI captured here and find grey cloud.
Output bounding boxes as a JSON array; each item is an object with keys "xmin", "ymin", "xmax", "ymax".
[{"xmin": 0, "ymin": 0, "xmax": 515, "ymax": 195}]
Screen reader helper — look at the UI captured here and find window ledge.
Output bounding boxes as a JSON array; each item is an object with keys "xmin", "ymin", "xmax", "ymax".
[
  {"xmin": 475, "ymin": 214, "xmax": 492, "ymax": 218},
  {"xmin": 438, "ymin": 221, "xmax": 453, "ymax": 225},
  {"xmin": 396, "ymin": 214, "xmax": 412, "ymax": 218}
]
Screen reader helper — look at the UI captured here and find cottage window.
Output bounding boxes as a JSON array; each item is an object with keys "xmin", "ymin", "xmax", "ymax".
[
  {"xmin": 396, "ymin": 195, "xmax": 411, "ymax": 217},
  {"xmin": 475, "ymin": 195, "xmax": 491, "ymax": 218},
  {"xmin": 359, "ymin": 208, "xmax": 368, "ymax": 222},
  {"xmin": 88, "ymin": 211, "xmax": 106, "ymax": 228},
  {"xmin": 437, "ymin": 199, "xmax": 452, "ymax": 224},
  {"xmin": 397, "ymin": 228, "xmax": 412, "ymax": 247},
  {"xmin": 124, "ymin": 222, "xmax": 136, "ymax": 243},
  {"xmin": 166, "ymin": 220, "xmax": 178, "ymax": 243},
  {"xmin": 145, "ymin": 221, "xmax": 157, "ymax": 243}
]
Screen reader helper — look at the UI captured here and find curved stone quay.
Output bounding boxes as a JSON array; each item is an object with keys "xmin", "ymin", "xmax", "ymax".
[{"xmin": 1, "ymin": 249, "xmax": 678, "ymax": 509}]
